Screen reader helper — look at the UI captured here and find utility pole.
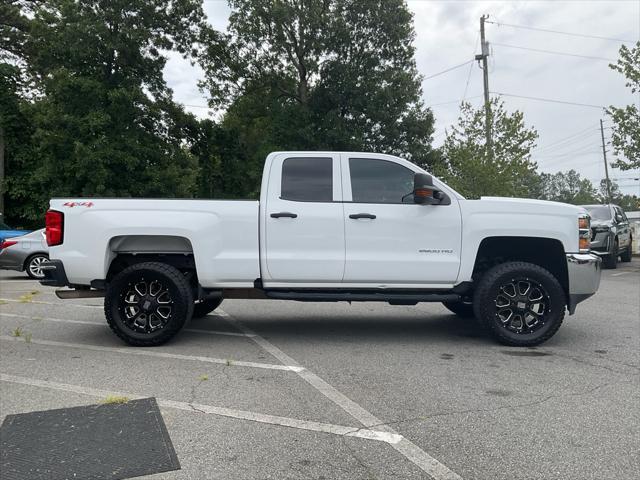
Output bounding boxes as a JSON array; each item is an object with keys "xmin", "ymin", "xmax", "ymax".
[
  {"xmin": 599, "ymin": 119, "xmax": 612, "ymax": 204},
  {"xmin": 475, "ymin": 15, "xmax": 492, "ymax": 158}
]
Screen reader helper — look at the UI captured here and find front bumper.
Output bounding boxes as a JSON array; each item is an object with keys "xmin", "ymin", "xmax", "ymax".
[
  {"xmin": 566, "ymin": 253, "xmax": 601, "ymax": 314},
  {"xmin": 39, "ymin": 259, "xmax": 70, "ymax": 287},
  {"xmin": 589, "ymin": 231, "xmax": 612, "ymax": 254}
]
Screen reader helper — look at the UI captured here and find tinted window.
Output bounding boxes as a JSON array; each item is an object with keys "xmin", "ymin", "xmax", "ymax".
[
  {"xmin": 281, "ymin": 157, "xmax": 333, "ymax": 202},
  {"xmin": 584, "ymin": 206, "xmax": 612, "ymax": 221},
  {"xmin": 349, "ymin": 158, "xmax": 414, "ymax": 204}
]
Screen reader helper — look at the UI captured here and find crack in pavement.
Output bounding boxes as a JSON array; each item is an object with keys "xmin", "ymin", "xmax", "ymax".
[{"xmin": 349, "ymin": 379, "xmax": 633, "ymax": 432}]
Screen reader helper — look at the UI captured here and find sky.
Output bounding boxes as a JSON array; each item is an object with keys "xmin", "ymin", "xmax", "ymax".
[{"xmin": 163, "ymin": 0, "xmax": 640, "ymax": 196}]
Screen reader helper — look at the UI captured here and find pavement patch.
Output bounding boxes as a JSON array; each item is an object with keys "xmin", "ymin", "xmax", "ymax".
[{"xmin": 0, "ymin": 397, "xmax": 179, "ymax": 480}]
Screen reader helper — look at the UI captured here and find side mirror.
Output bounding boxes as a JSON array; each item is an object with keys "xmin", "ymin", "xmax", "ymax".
[{"xmin": 413, "ymin": 173, "xmax": 442, "ymax": 205}]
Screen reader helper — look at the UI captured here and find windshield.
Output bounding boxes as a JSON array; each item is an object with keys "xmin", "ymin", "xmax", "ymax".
[
  {"xmin": 584, "ymin": 206, "xmax": 612, "ymax": 221},
  {"xmin": 0, "ymin": 221, "xmax": 11, "ymax": 230}
]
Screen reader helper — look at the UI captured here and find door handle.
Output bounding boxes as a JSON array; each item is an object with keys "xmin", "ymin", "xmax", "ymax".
[
  {"xmin": 270, "ymin": 212, "xmax": 298, "ymax": 218},
  {"xmin": 349, "ymin": 213, "xmax": 376, "ymax": 219}
]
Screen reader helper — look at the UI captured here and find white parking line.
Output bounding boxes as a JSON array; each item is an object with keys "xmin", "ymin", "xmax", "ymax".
[
  {"xmin": 0, "ymin": 373, "xmax": 402, "ymax": 444},
  {"xmin": 0, "ymin": 280, "xmax": 40, "ymax": 284},
  {"xmin": 0, "ymin": 298, "xmax": 102, "ymax": 308},
  {"xmin": 611, "ymin": 272, "xmax": 629, "ymax": 276},
  {"xmin": 0, "ymin": 312, "xmax": 255, "ymax": 337},
  {"xmin": 0, "ymin": 335, "xmax": 303, "ymax": 372},
  {"xmin": 220, "ymin": 310, "xmax": 463, "ymax": 480}
]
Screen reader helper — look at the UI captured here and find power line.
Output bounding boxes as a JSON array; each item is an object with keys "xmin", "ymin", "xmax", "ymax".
[
  {"xmin": 485, "ymin": 20, "xmax": 635, "ymax": 44},
  {"xmin": 491, "ymin": 42, "xmax": 616, "ymax": 62},
  {"xmin": 184, "ymin": 104, "xmax": 214, "ymax": 109},
  {"xmin": 462, "ymin": 32, "xmax": 480, "ymax": 101},
  {"xmin": 427, "ymin": 94, "xmax": 484, "ymax": 108},
  {"xmin": 424, "ymin": 60, "xmax": 474, "ymax": 80},
  {"xmin": 533, "ymin": 130, "xmax": 601, "ymax": 155},
  {"xmin": 533, "ymin": 125, "xmax": 598, "ymax": 152},
  {"xmin": 492, "ymin": 92, "xmax": 605, "ymax": 109}
]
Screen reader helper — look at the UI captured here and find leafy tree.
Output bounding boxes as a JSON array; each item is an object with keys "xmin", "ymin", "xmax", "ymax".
[
  {"xmin": 199, "ymin": 0, "xmax": 435, "ymax": 197},
  {"xmin": 439, "ymin": 99, "xmax": 539, "ymax": 198},
  {"xmin": 4, "ymin": 0, "xmax": 208, "ymax": 224},
  {"xmin": 599, "ymin": 179, "xmax": 639, "ymax": 210},
  {"xmin": 537, "ymin": 170, "xmax": 599, "ymax": 205},
  {"xmin": 607, "ymin": 41, "xmax": 640, "ymax": 170}
]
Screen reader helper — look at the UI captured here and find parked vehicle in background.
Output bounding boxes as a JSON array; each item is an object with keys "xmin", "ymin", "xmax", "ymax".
[
  {"xmin": 0, "ymin": 229, "xmax": 49, "ymax": 279},
  {"xmin": 582, "ymin": 204, "xmax": 633, "ymax": 269},
  {"xmin": 41, "ymin": 152, "xmax": 602, "ymax": 348},
  {"xmin": 0, "ymin": 218, "xmax": 31, "ymax": 244}
]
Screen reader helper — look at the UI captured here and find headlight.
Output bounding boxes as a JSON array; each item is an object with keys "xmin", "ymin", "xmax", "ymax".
[{"xmin": 578, "ymin": 214, "xmax": 590, "ymax": 252}]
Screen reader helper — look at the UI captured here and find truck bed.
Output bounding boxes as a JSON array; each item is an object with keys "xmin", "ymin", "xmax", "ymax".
[{"xmin": 49, "ymin": 199, "xmax": 260, "ymax": 287}]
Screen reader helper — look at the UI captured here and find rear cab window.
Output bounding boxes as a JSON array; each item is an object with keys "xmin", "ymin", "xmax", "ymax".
[{"xmin": 281, "ymin": 157, "xmax": 333, "ymax": 202}]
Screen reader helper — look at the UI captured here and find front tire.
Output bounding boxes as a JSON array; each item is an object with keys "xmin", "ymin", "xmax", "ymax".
[
  {"xmin": 105, "ymin": 262, "xmax": 194, "ymax": 346},
  {"xmin": 603, "ymin": 239, "xmax": 618, "ymax": 269},
  {"xmin": 473, "ymin": 262, "xmax": 566, "ymax": 347},
  {"xmin": 25, "ymin": 254, "xmax": 49, "ymax": 279}
]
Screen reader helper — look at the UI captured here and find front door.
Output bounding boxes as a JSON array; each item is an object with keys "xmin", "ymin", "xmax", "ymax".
[
  {"xmin": 342, "ymin": 156, "xmax": 462, "ymax": 285},
  {"xmin": 263, "ymin": 154, "xmax": 345, "ymax": 284}
]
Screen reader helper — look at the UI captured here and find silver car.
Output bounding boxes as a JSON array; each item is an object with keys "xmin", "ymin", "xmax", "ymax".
[{"xmin": 0, "ymin": 229, "xmax": 49, "ymax": 279}]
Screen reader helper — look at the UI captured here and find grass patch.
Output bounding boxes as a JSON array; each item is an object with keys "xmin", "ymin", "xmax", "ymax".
[
  {"xmin": 18, "ymin": 293, "xmax": 35, "ymax": 303},
  {"xmin": 11, "ymin": 327, "xmax": 23, "ymax": 337},
  {"xmin": 225, "ymin": 359, "xmax": 233, "ymax": 366},
  {"xmin": 198, "ymin": 374, "xmax": 209, "ymax": 381},
  {"xmin": 100, "ymin": 395, "xmax": 130, "ymax": 405},
  {"xmin": 0, "ymin": 300, "xmax": 7, "ymax": 305},
  {"xmin": 24, "ymin": 332, "xmax": 32, "ymax": 343}
]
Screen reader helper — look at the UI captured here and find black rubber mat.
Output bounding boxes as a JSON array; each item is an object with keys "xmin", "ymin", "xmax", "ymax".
[{"xmin": 0, "ymin": 397, "xmax": 180, "ymax": 480}]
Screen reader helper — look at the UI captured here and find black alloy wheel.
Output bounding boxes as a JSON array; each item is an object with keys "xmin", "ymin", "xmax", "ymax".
[
  {"xmin": 473, "ymin": 262, "xmax": 566, "ymax": 346},
  {"xmin": 105, "ymin": 262, "xmax": 193, "ymax": 346}
]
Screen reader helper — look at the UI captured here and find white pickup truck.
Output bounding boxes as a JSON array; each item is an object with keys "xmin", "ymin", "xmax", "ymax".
[{"xmin": 41, "ymin": 152, "xmax": 601, "ymax": 347}]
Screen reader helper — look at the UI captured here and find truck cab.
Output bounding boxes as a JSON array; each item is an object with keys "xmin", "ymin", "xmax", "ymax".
[{"xmin": 260, "ymin": 152, "xmax": 461, "ymax": 287}]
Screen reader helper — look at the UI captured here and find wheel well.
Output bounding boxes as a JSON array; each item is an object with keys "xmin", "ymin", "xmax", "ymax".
[
  {"xmin": 106, "ymin": 235, "xmax": 196, "ymax": 282},
  {"xmin": 472, "ymin": 237, "xmax": 569, "ymax": 296},
  {"xmin": 23, "ymin": 252, "xmax": 49, "ymax": 270}
]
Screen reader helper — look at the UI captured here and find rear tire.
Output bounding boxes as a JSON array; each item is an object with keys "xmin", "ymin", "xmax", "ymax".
[
  {"xmin": 442, "ymin": 301, "xmax": 475, "ymax": 318},
  {"xmin": 25, "ymin": 254, "xmax": 49, "ymax": 279},
  {"xmin": 620, "ymin": 238, "xmax": 632, "ymax": 262},
  {"xmin": 603, "ymin": 239, "xmax": 618, "ymax": 269},
  {"xmin": 193, "ymin": 297, "xmax": 223, "ymax": 318},
  {"xmin": 105, "ymin": 262, "xmax": 193, "ymax": 346},
  {"xmin": 473, "ymin": 262, "xmax": 566, "ymax": 347}
]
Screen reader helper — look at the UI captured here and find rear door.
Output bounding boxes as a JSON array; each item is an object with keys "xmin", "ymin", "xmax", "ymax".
[
  {"xmin": 341, "ymin": 155, "xmax": 462, "ymax": 285},
  {"xmin": 262, "ymin": 154, "xmax": 345, "ymax": 284}
]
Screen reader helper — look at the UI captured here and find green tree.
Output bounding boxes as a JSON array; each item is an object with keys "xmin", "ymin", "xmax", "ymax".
[
  {"xmin": 598, "ymin": 179, "xmax": 639, "ymax": 210},
  {"xmin": 439, "ymin": 99, "xmax": 539, "ymax": 198},
  {"xmin": 199, "ymin": 0, "xmax": 435, "ymax": 197},
  {"xmin": 537, "ymin": 170, "xmax": 599, "ymax": 205},
  {"xmin": 4, "ymin": 0, "xmax": 207, "ymax": 223},
  {"xmin": 607, "ymin": 41, "xmax": 640, "ymax": 170}
]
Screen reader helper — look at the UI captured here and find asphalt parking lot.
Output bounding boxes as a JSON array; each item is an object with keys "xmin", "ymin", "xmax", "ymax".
[{"xmin": 1, "ymin": 260, "xmax": 638, "ymax": 480}]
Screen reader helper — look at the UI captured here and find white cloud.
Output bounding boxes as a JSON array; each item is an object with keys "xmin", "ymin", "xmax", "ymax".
[{"xmin": 164, "ymin": 0, "xmax": 640, "ymax": 195}]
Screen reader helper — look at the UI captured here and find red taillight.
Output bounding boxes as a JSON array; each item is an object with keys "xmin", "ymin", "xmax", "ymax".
[
  {"xmin": 0, "ymin": 240, "xmax": 18, "ymax": 249},
  {"xmin": 45, "ymin": 210, "xmax": 64, "ymax": 246}
]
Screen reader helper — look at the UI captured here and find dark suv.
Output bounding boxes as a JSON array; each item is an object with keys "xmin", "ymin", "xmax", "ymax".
[{"xmin": 582, "ymin": 204, "xmax": 633, "ymax": 269}]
